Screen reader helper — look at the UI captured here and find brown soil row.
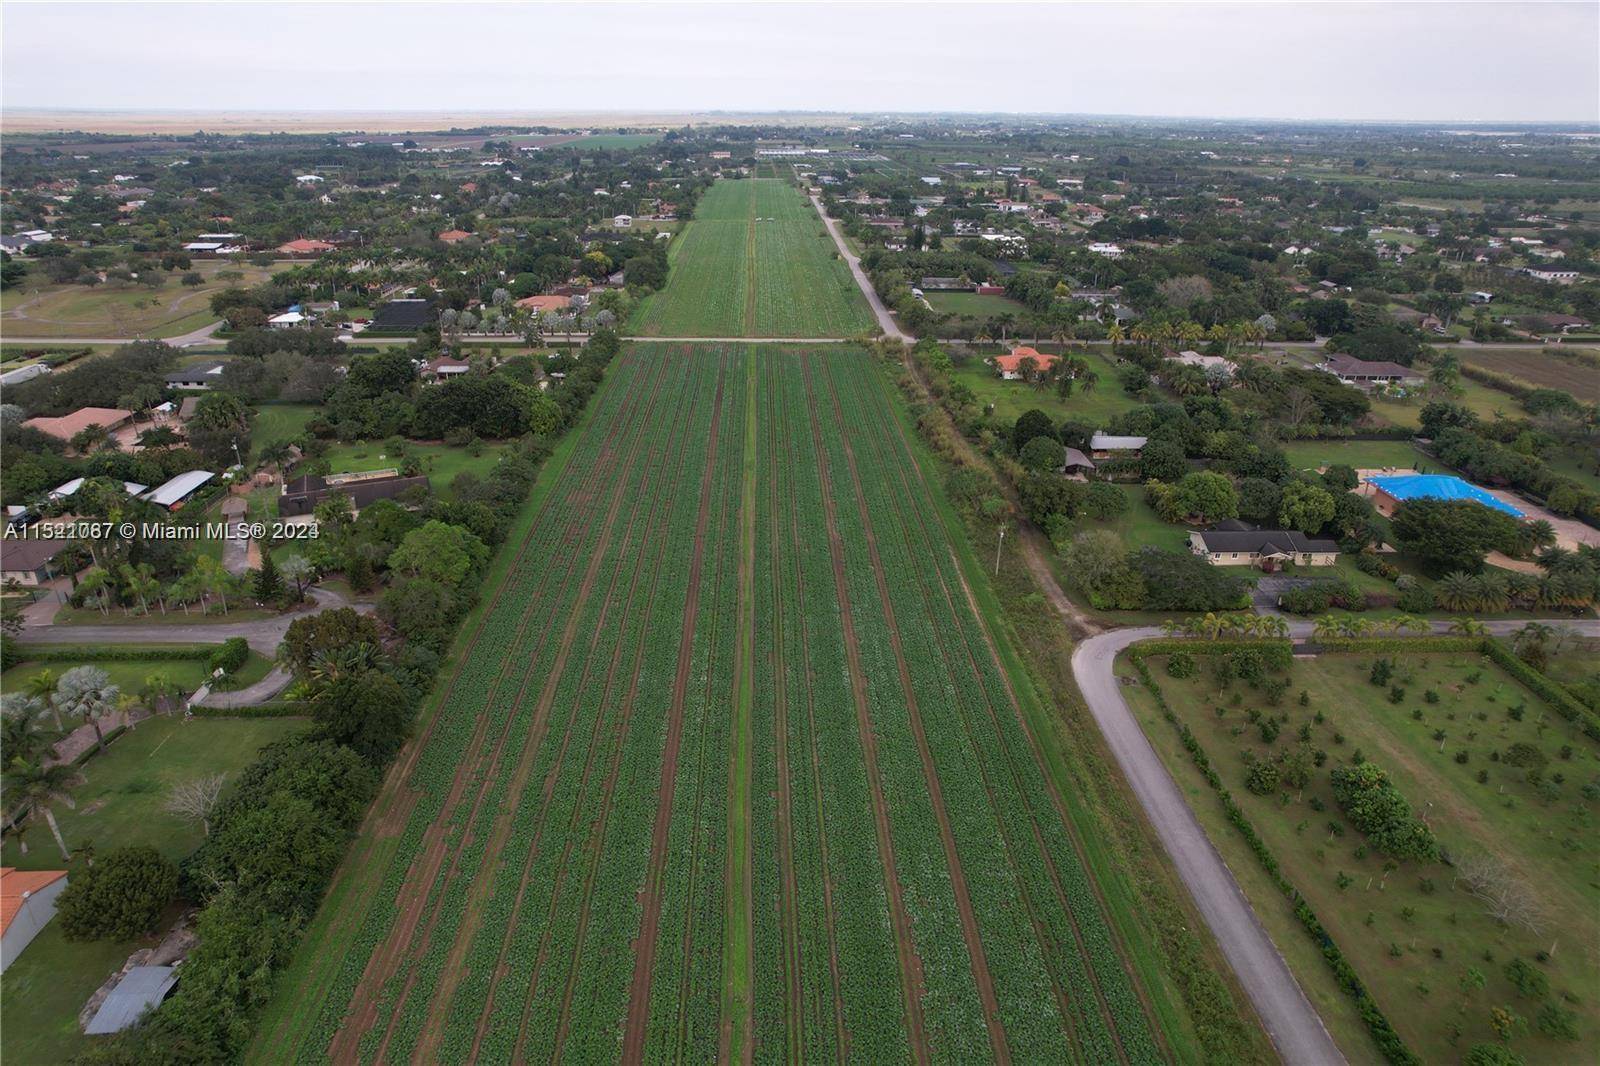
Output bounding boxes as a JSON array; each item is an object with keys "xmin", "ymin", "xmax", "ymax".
[
  {"xmin": 415, "ymin": 358, "xmax": 697, "ymax": 1060},
  {"xmin": 327, "ymin": 355, "xmax": 671, "ymax": 1061},
  {"xmin": 800, "ymin": 357, "xmax": 931, "ymax": 1063},
  {"xmin": 619, "ymin": 357, "xmax": 729, "ymax": 1062},
  {"xmin": 819, "ymin": 364, "xmax": 1010, "ymax": 1065}
]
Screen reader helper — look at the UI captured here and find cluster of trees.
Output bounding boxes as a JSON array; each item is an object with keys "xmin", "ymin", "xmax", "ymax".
[
  {"xmin": 1059, "ymin": 531, "xmax": 1249, "ymax": 611},
  {"xmin": 1329, "ymin": 760, "xmax": 1440, "ymax": 862},
  {"xmin": 1427, "ymin": 419, "xmax": 1600, "ymax": 524}
]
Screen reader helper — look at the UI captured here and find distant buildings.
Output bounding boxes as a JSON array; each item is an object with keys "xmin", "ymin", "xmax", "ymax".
[
  {"xmin": 165, "ymin": 361, "xmax": 228, "ymax": 389},
  {"xmin": 23, "ymin": 407, "xmax": 133, "ymax": 443},
  {"xmin": 1318, "ymin": 354, "xmax": 1423, "ymax": 388}
]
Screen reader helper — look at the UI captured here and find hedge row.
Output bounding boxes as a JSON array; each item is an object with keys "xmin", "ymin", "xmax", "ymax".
[
  {"xmin": 189, "ymin": 703, "xmax": 308, "ymax": 720},
  {"xmin": 1127, "ymin": 647, "xmax": 1421, "ymax": 1065},
  {"xmin": 15, "ymin": 645, "xmax": 216, "ymax": 663}
]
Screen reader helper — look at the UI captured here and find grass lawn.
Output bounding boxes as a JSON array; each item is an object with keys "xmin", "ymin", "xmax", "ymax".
[
  {"xmin": 1, "ymin": 650, "xmax": 273, "ymax": 699},
  {"xmin": 46, "ymin": 602, "xmax": 281, "ymax": 626},
  {"xmin": 249, "ymin": 403, "xmax": 319, "ymax": 451},
  {"xmin": 0, "ymin": 261, "xmax": 279, "ymax": 340},
  {"xmin": 1281, "ymin": 439, "xmax": 1424, "ymax": 472},
  {"xmin": 1120, "ymin": 650, "xmax": 1600, "ymax": 1062},
  {"xmin": 947, "ymin": 349, "xmax": 1137, "ymax": 426},
  {"xmin": 1367, "ymin": 375, "xmax": 1515, "ymax": 429},
  {"xmin": 0, "ymin": 715, "xmax": 303, "ymax": 1065},
  {"xmin": 925, "ymin": 291, "xmax": 1028, "ymax": 319},
  {"xmin": 2, "ymin": 714, "xmax": 304, "ymax": 870},
  {"xmin": 315, "ymin": 439, "xmax": 511, "ymax": 494}
]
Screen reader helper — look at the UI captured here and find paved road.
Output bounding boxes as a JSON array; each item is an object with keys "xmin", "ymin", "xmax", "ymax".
[
  {"xmin": 4, "ymin": 319, "xmax": 227, "ymax": 348},
  {"xmin": 810, "ymin": 192, "xmax": 915, "ymax": 342},
  {"xmin": 1073, "ymin": 626, "xmax": 1345, "ymax": 1064},
  {"xmin": 16, "ymin": 586, "xmax": 370, "ymax": 656}
]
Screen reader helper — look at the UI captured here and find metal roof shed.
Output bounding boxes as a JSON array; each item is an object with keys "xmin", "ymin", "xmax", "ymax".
[
  {"xmin": 84, "ymin": 965, "xmax": 178, "ymax": 1034},
  {"xmin": 143, "ymin": 470, "xmax": 215, "ymax": 510}
]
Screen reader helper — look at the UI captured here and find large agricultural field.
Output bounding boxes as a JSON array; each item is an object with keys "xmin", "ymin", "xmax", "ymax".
[
  {"xmin": 251, "ymin": 345, "xmax": 1185, "ymax": 1062},
  {"xmin": 628, "ymin": 179, "xmax": 875, "ymax": 338}
]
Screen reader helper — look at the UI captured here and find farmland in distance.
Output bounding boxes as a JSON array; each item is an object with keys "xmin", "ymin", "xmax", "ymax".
[
  {"xmin": 251, "ymin": 344, "xmax": 1174, "ymax": 1063},
  {"xmin": 629, "ymin": 179, "xmax": 875, "ymax": 338}
]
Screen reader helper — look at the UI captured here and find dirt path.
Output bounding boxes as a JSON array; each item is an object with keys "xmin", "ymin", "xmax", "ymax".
[
  {"xmin": 620, "ymin": 358, "xmax": 728, "ymax": 1062},
  {"xmin": 326, "ymin": 356, "xmax": 670, "ymax": 1061},
  {"xmin": 822, "ymin": 365, "xmax": 1010, "ymax": 1064},
  {"xmin": 810, "ymin": 193, "xmax": 912, "ymax": 342},
  {"xmin": 802, "ymin": 357, "xmax": 930, "ymax": 1063},
  {"xmin": 783, "ymin": 362, "xmax": 851, "ymax": 1058},
  {"xmin": 458, "ymin": 358, "xmax": 703, "ymax": 1062},
  {"xmin": 859, "ymin": 369, "xmax": 1148, "ymax": 1060},
  {"xmin": 764, "ymin": 359, "xmax": 808, "ymax": 1061},
  {"xmin": 372, "ymin": 358, "xmax": 677, "ymax": 1062},
  {"xmin": 536, "ymin": 366, "xmax": 703, "ymax": 1061},
  {"xmin": 413, "ymin": 377, "xmax": 677, "ymax": 1060}
]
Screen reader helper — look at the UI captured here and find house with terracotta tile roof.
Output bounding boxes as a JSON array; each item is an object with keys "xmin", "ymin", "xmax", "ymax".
[
  {"xmin": 993, "ymin": 346, "xmax": 1059, "ymax": 380},
  {"xmin": 23, "ymin": 406, "xmax": 133, "ymax": 444},
  {"xmin": 2, "ymin": 868, "xmax": 69, "ymax": 972},
  {"xmin": 437, "ymin": 229, "xmax": 473, "ymax": 244},
  {"xmin": 277, "ymin": 237, "xmax": 335, "ymax": 256},
  {"xmin": 515, "ymin": 294, "xmax": 573, "ymax": 315}
]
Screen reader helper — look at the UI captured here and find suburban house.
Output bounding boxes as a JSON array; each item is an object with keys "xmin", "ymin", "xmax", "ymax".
[
  {"xmin": 1, "ymin": 868, "xmax": 69, "ymax": 972},
  {"xmin": 165, "ymin": 361, "xmax": 227, "ymax": 389},
  {"xmin": 0, "ymin": 539, "xmax": 71, "ymax": 587},
  {"xmin": 1062, "ymin": 447, "xmax": 1096, "ymax": 477},
  {"xmin": 370, "ymin": 299, "xmax": 437, "ymax": 331},
  {"xmin": 279, "ymin": 470, "xmax": 431, "ymax": 520},
  {"xmin": 1318, "ymin": 354, "xmax": 1424, "ymax": 388},
  {"xmin": 1088, "ymin": 432, "xmax": 1147, "ymax": 458},
  {"xmin": 1366, "ymin": 473, "xmax": 1525, "ymax": 519},
  {"xmin": 1174, "ymin": 349, "xmax": 1232, "ymax": 373},
  {"xmin": 613, "ymin": 214, "xmax": 633, "ymax": 228},
  {"xmin": 437, "ymin": 229, "xmax": 473, "ymax": 244},
  {"xmin": 515, "ymin": 294, "xmax": 573, "ymax": 315},
  {"xmin": 1188, "ymin": 526, "xmax": 1341, "ymax": 570},
  {"xmin": 993, "ymin": 346, "xmax": 1059, "ymax": 380},
  {"xmin": 22, "ymin": 407, "xmax": 133, "ymax": 444},
  {"xmin": 421, "ymin": 356, "xmax": 472, "ymax": 380},
  {"xmin": 276, "ymin": 237, "xmax": 336, "ymax": 256},
  {"xmin": 1523, "ymin": 265, "xmax": 1580, "ymax": 284},
  {"xmin": 142, "ymin": 470, "xmax": 215, "ymax": 511},
  {"xmin": 268, "ymin": 310, "xmax": 310, "ymax": 328}
]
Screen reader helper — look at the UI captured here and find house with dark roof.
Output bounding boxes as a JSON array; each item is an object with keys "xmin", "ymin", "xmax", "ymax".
[
  {"xmin": 370, "ymin": 299, "xmax": 436, "ymax": 332},
  {"xmin": 1319, "ymin": 354, "xmax": 1422, "ymax": 387},
  {"xmin": 1188, "ymin": 527, "xmax": 1340, "ymax": 570},
  {"xmin": 165, "ymin": 361, "xmax": 227, "ymax": 390},
  {"xmin": 279, "ymin": 470, "xmax": 430, "ymax": 519},
  {"xmin": 0, "ymin": 538, "xmax": 71, "ymax": 586}
]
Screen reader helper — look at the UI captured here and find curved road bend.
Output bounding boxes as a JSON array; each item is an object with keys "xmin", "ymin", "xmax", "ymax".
[{"xmin": 1074, "ymin": 626, "xmax": 1345, "ymax": 1065}]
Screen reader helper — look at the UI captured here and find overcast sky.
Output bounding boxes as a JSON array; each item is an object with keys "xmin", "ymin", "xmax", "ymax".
[{"xmin": 5, "ymin": 2, "xmax": 1597, "ymax": 123}]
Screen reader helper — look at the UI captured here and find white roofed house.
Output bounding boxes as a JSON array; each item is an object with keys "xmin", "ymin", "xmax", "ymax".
[
  {"xmin": 268, "ymin": 311, "xmax": 309, "ymax": 329},
  {"xmin": 1089, "ymin": 432, "xmax": 1147, "ymax": 459}
]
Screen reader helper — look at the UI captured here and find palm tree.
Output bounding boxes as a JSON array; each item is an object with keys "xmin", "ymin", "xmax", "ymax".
[
  {"xmin": 1161, "ymin": 619, "xmax": 1184, "ymax": 637},
  {"xmin": 120, "ymin": 562, "xmax": 161, "ymax": 616},
  {"xmin": 75, "ymin": 566, "xmax": 114, "ymax": 616},
  {"xmin": 1519, "ymin": 520, "xmax": 1557, "ymax": 557},
  {"xmin": 24, "ymin": 669, "xmax": 65, "ymax": 731},
  {"xmin": 1435, "ymin": 572, "xmax": 1477, "ymax": 613},
  {"xmin": 1312, "ymin": 614, "xmax": 1342, "ymax": 640},
  {"xmin": 1197, "ymin": 612, "xmax": 1228, "ymax": 640},
  {"xmin": 1513, "ymin": 622, "xmax": 1553, "ymax": 658},
  {"xmin": 52, "ymin": 666, "xmax": 120, "ymax": 754},
  {"xmin": 1257, "ymin": 616, "xmax": 1290, "ymax": 639},
  {"xmin": 3, "ymin": 758, "xmax": 82, "ymax": 861},
  {"xmin": 1, "ymin": 695, "xmax": 57, "ymax": 764},
  {"xmin": 1448, "ymin": 617, "xmax": 1489, "ymax": 637},
  {"xmin": 1107, "ymin": 321, "xmax": 1125, "ymax": 350},
  {"xmin": 281, "ymin": 554, "xmax": 314, "ymax": 601},
  {"xmin": 1472, "ymin": 572, "xmax": 1510, "ymax": 613}
]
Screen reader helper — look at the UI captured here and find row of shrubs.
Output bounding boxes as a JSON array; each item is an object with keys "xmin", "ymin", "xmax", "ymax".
[{"xmin": 1128, "ymin": 643, "xmax": 1420, "ymax": 1065}]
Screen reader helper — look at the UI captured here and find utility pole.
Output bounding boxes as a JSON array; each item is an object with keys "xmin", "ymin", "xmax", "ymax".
[{"xmin": 994, "ymin": 524, "xmax": 1006, "ymax": 576}]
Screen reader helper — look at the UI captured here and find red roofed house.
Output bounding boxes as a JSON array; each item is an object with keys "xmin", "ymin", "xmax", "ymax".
[
  {"xmin": 993, "ymin": 347, "xmax": 1059, "ymax": 380},
  {"xmin": 23, "ymin": 406, "xmax": 134, "ymax": 445},
  {"xmin": 515, "ymin": 294, "xmax": 573, "ymax": 315},
  {"xmin": 2, "ymin": 868, "xmax": 69, "ymax": 972},
  {"xmin": 277, "ymin": 238, "xmax": 335, "ymax": 256},
  {"xmin": 459, "ymin": 182, "xmax": 478, "ymax": 193},
  {"xmin": 437, "ymin": 229, "xmax": 473, "ymax": 244}
]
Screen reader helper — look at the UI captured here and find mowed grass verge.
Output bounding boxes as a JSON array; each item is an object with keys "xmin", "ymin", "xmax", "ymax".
[{"xmin": 629, "ymin": 179, "xmax": 873, "ymax": 338}]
